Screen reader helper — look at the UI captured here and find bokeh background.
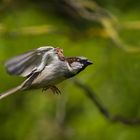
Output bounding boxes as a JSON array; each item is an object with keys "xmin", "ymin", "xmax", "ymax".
[{"xmin": 0, "ymin": 0, "xmax": 140, "ymax": 140}]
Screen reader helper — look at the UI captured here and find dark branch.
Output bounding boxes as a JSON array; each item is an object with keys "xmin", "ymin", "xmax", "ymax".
[{"xmin": 73, "ymin": 79, "xmax": 140, "ymax": 125}]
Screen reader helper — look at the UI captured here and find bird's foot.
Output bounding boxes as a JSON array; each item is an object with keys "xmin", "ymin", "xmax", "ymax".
[
  {"xmin": 49, "ymin": 85, "xmax": 61, "ymax": 95},
  {"xmin": 42, "ymin": 87, "xmax": 48, "ymax": 92},
  {"xmin": 42, "ymin": 85, "xmax": 61, "ymax": 95}
]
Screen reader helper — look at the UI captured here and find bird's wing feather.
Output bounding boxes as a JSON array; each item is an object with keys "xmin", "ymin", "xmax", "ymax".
[{"xmin": 5, "ymin": 46, "xmax": 54, "ymax": 77}]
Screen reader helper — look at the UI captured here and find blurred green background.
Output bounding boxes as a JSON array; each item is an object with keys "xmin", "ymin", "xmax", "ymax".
[{"xmin": 0, "ymin": 0, "xmax": 140, "ymax": 140}]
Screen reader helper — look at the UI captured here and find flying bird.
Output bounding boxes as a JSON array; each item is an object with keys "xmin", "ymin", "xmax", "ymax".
[{"xmin": 0, "ymin": 46, "xmax": 92, "ymax": 99}]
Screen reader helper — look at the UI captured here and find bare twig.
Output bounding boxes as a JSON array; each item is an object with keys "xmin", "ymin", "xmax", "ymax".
[
  {"xmin": 73, "ymin": 79, "xmax": 140, "ymax": 125},
  {"xmin": 63, "ymin": 0, "xmax": 140, "ymax": 53}
]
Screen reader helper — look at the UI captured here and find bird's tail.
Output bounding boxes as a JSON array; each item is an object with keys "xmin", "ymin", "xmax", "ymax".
[
  {"xmin": 0, "ymin": 84, "xmax": 23, "ymax": 100},
  {"xmin": 0, "ymin": 76, "xmax": 34, "ymax": 100}
]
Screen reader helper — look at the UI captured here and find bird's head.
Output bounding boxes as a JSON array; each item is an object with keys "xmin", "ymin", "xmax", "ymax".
[{"xmin": 67, "ymin": 56, "xmax": 93, "ymax": 76}]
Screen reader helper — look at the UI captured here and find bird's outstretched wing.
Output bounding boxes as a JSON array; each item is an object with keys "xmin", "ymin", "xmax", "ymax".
[{"xmin": 5, "ymin": 46, "xmax": 55, "ymax": 77}]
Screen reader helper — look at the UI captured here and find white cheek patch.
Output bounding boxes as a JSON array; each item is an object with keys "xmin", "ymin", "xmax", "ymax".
[
  {"xmin": 70, "ymin": 62, "xmax": 84, "ymax": 74},
  {"xmin": 71, "ymin": 62, "xmax": 81, "ymax": 69}
]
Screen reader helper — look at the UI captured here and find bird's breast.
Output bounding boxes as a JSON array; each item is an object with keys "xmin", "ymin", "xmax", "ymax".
[{"xmin": 32, "ymin": 61, "xmax": 70, "ymax": 88}]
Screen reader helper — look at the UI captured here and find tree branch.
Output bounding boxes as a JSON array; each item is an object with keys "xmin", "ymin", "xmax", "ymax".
[
  {"xmin": 63, "ymin": 0, "xmax": 140, "ymax": 53},
  {"xmin": 73, "ymin": 79, "xmax": 140, "ymax": 125}
]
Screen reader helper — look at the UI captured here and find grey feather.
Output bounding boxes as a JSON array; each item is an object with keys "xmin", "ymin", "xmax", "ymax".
[{"xmin": 5, "ymin": 46, "xmax": 54, "ymax": 77}]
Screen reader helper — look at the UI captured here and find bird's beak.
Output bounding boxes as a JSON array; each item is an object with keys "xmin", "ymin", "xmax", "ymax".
[{"xmin": 86, "ymin": 60, "xmax": 93, "ymax": 65}]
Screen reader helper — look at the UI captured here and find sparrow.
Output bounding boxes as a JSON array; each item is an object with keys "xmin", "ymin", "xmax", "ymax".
[{"xmin": 0, "ymin": 46, "xmax": 92, "ymax": 99}]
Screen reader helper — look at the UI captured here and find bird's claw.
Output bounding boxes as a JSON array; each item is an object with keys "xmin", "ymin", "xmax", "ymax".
[
  {"xmin": 50, "ymin": 85, "xmax": 61, "ymax": 95},
  {"xmin": 42, "ymin": 86, "xmax": 61, "ymax": 95},
  {"xmin": 42, "ymin": 87, "xmax": 48, "ymax": 92}
]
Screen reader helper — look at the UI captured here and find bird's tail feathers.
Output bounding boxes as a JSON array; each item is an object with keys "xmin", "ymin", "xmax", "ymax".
[
  {"xmin": 0, "ymin": 76, "xmax": 35, "ymax": 100},
  {"xmin": 0, "ymin": 84, "xmax": 23, "ymax": 100}
]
